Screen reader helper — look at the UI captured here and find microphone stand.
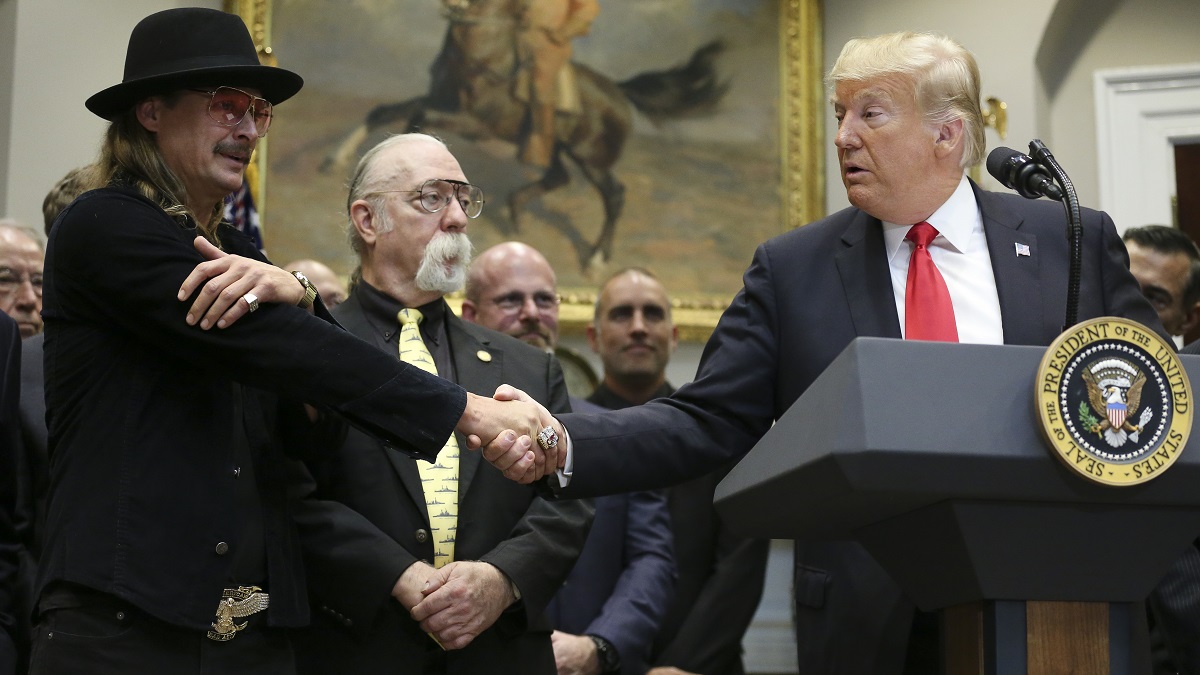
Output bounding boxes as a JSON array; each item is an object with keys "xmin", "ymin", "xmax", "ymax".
[{"xmin": 1029, "ymin": 139, "xmax": 1081, "ymax": 331}]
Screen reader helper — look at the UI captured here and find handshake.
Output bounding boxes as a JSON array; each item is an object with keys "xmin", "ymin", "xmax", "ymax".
[{"xmin": 456, "ymin": 385, "xmax": 565, "ymax": 484}]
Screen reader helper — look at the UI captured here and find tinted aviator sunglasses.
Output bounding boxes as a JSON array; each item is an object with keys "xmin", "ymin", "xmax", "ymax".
[{"xmin": 188, "ymin": 87, "xmax": 274, "ymax": 136}]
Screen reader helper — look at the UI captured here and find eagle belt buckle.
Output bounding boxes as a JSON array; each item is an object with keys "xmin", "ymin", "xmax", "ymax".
[{"xmin": 207, "ymin": 585, "xmax": 269, "ymax": 642}]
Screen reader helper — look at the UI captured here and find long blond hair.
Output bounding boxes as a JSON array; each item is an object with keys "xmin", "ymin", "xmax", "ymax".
[{"xmin": 96, "ymin": 100, "xmax": 224, "ymax": 241}]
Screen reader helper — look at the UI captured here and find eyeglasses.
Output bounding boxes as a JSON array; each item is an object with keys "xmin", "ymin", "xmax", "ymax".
[
  {"xmin": 189, "ymin": 87, "xmax": 274, "ymax": 137},
  {"xmin": 0, "ymin": 268, "xmax": 43, "ymax": 298},
  {"xmin": 489, "ymin": 290, "xmax": 560, "ymax": 312},
  {"xmin": 373, "ymin": 179, "xmax": 485, "ymax": 219}
]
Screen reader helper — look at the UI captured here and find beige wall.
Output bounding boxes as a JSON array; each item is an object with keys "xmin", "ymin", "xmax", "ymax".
[
  {"xmin": 0, "ymin": 0, "xmax": 17, "ymax": 209},
  {"xmin": 0, "ymin": 0, "xmax": 217, "ymax": 234},
  {"xmin": 1043, "ymin": 0, "xmax": 1200, "ymax": 209}
]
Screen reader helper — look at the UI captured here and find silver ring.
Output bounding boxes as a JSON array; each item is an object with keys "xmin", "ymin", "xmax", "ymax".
[
  {"xmin": 536, "ymin": 426, "xmax": 559, "ymax": 451},
  {"xmin": 243, "ymin": 292, "xmax": 260, "ymax": 313}
]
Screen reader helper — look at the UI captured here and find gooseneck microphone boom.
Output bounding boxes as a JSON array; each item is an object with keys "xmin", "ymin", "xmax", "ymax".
[
  {"xmin": 986, "ymin": 141, "xmax": 1082, "ymax": 330},
  {"xmin": 1028, "ymin": 140, "xmax": 1083, "ymax": 330},
  {"xmin": 986, "ymin": 147, "xmax": 1065, "ymax": 201}
]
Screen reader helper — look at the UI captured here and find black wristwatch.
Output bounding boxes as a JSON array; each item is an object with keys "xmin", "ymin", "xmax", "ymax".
[
  {"xmin": 588, "ymin": 634, "xmax": 620, "ymax": 674},
  {"xmin": 290, "ymin": 270, "xmax": 318, "ymax": 309}
]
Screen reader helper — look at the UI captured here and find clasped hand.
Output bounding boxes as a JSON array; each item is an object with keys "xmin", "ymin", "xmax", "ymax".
[
  {"xmin": 457, "ymin": 385, "xmax": 565, "ymax": 483},
  {"xmin": 395, "ymin": 560, "xmax": 516, "ymax": 650}
]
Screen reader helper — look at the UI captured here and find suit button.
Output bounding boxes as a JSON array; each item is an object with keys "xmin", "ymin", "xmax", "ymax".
[
  {"xmin": 215, "ymin": 542, "xmax": 229, "ymax": 555},
  {"xmin": 343, "ymin": 617, "xmax": 353, "ymax": 627},
  {"xmin": 233, "ymin": 466, "xmax": 241, "ymax": 478},
  {"xmin": 415, "ymin": 529, "xmax": 428, "ymax": 543}
]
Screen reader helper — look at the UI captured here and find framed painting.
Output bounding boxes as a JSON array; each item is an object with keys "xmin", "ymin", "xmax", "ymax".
[{"xmin": 226, "ymin": 0, "xmax": 824, "ymax": 341}]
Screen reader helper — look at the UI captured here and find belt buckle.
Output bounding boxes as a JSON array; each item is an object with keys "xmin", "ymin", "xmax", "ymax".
[{"xmin": 207, "ymin": 585, "xmax": 268, "ymax": 642}]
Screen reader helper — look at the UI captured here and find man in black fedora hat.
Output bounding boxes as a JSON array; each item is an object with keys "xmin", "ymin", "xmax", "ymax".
[{"xmin": 29, "ymin": 8, "xmax": 550, "ymax": 674}]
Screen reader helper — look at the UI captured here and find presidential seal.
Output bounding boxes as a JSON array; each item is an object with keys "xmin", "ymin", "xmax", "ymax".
[{"xmin": 1036, "ymin": 317, "xmax": 1191, "ymax": 485}]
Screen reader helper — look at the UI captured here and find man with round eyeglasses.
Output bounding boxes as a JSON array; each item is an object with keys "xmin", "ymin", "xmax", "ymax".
[
  {"xmin": 372, "ymin": 178, "xmax": 486, "ymax": 220},
  {"xmin": 291, "ymin": 133, "xmax": 591, "ymax": 674},
  {"xmin": 463, "ymin": 242, "xmax": 561, "ymax": 351},
  {"xmin": 32, "ymin": 8, "xmax": 548, "ymax": 674}
]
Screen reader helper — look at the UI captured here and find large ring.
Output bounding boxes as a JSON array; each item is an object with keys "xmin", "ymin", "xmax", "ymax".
[
  {"xmin": 243, "ymin": 292, "xmax": 260, "ymax": 313},
  {"xmin": 536, "ymin": 426, "xmax": 559, "ymax": 451}
]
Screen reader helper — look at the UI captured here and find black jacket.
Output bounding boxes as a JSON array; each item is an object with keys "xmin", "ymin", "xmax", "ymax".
[
  {"xmin": 39, "ymin": 187, "xmax": 466, "ymax": 630},
  {"xmin": 292, "ymin": 291, "xmax": 593, "ymax": 674}
]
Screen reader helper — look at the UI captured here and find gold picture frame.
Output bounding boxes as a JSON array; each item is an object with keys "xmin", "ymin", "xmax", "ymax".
[{"xmin": 227, "ymin": 0, "xmax": 824, "ymax": 343}]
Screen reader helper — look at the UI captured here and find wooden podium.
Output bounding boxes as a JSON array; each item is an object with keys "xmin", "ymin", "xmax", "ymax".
[{"xmin": 714, "ymin": 338, "xmax": 1200, "ymax": 673}]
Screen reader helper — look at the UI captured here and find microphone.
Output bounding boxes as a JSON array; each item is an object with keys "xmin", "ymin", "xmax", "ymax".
[{"xmin": 986, "ymin": 147, "xmax": 1064, "ymax": 201}]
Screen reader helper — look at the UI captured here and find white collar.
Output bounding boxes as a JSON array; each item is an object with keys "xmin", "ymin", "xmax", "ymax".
[{"xmin": 882, "ymin": 175, "xmax": 977, "ymax": 262}]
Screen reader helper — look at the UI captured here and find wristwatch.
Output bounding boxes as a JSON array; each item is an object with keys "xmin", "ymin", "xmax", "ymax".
[
  {"xmin": 588, "ymin": 635, "xmax": 621, "ymax": 674},
  {"xmin": 291, "ymin": 270, "xmax": 318, "ymax": 309}
]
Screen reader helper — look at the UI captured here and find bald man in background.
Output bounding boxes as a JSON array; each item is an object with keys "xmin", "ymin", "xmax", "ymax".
[
  {"xmin": 465, "ymin": 243, "xmax": 675, "ymax": 675},
  {"xmin": 284, "ymin": 259, "xmax": 348, "ymax": 308}
]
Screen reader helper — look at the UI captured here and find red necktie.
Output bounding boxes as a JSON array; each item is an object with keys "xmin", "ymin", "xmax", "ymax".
[{"xmin": 904, "ymin": 222, "xmax": 958, "ymax": 342}]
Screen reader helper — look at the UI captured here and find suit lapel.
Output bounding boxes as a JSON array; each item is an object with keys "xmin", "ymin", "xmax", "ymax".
[
  {"xmin": 835, "ymin": 210, "xmax": 903, "ymax": 338},
  {"xmin": 336, "ymin": 294, "xmax": 431, "ymax": 517},
  {"xmin": 976, "ymin": 186, "xmax": 1046, "ymax": 345},
  {"xmin": 445, "ymin": 315, "xmax": 499, "ymax": 498}
]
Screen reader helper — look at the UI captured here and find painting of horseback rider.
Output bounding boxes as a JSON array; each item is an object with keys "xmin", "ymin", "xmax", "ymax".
[
  {"xmin": 513, "ymin": 0, "xmax": 600, "ymax": 168},
  {"xmin": 269, "ymin": 0, "xmax": 782, "ymax": 296}
]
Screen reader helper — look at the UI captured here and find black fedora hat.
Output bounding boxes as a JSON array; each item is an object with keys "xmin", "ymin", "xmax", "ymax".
[{"xmin": 86, "ymin": 7, "xmax": 303, "ymax": 120}]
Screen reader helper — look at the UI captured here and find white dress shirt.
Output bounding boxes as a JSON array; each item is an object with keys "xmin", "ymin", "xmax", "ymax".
[{"xmin": 882, "ymin": 175, "xmax": 1004, "ymax": 345}]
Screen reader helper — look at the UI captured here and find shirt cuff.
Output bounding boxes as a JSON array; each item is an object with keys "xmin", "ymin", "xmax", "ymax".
[{"xmin": 553, "ymin": 422, "xmax": 573, "ymax": 488}]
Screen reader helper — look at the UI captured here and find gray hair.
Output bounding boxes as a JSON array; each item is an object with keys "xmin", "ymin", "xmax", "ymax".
[
  {"xmin": 345, "ymin": 133, "xmax": 448, "ymax": 257},
  {"xmin": 0, "ymin": 218, "xmax": 45, "ymax": 250}
]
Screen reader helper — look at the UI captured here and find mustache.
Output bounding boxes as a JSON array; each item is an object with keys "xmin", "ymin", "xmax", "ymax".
[
  {"xmin": 213, "ymin": 141, "xmax": 255, "ymax": 160},
  {"xmin": 426, "ymin": 231, "xmax": 472, "ymax": 263}
]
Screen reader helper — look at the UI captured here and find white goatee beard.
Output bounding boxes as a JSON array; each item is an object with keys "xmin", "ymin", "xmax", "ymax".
[{"xmin": 415, "ymin": 231, "xmax": 473, "ymax": 294}]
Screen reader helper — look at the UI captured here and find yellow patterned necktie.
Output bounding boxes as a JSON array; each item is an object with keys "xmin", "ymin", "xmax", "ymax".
[{"xmin": 397, "ymin": 308, "xmax": 458, "ymax": 567}]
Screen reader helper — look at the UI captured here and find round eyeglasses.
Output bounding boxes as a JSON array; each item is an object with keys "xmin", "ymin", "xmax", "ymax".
[
  {"xmin": 188, "ymin": 87, "xmax": 274, "ymax": 137},
  {"xmin": 372, "ymin": 179, "xmax": 485, "ymax": 219}
]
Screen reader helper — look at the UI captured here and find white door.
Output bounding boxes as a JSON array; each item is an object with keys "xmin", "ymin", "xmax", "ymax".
[{"xmin": 1095, "ymin": 63, "xmax": 1200, "ymax": 232}]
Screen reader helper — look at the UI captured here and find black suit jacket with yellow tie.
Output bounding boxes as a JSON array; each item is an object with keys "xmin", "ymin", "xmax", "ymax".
[
  {"xmin": 292, "ymin": 292, "xmax": 593, "ymax": 675},
  {"xmin": 555, "ymin": 181, "xmax": 1165, "ymax": 674}
]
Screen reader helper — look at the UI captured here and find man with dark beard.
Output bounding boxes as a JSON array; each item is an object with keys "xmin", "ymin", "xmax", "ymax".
[{"xmin": 293, "ymin": 134, "xmax": 592, "ymax": 674}]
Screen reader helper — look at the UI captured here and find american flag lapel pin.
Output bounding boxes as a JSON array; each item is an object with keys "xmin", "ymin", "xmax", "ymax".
[{"xmin": 1015, "ymin": 243, "xmax": 1031, "ymax": 257}]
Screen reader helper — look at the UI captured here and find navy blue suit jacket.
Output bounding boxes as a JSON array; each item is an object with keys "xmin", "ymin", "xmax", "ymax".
[
  {"xmin": 544, "ymin": 397, "xmax": 675, "ymax": 675},
  {"xmin": 556, "ymin": 184, "xmax": 1165, "ymax": 673}
]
